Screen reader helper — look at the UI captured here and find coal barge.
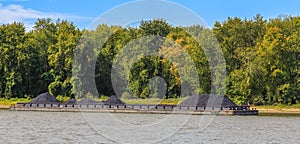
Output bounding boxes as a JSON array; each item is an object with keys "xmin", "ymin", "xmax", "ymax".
[{"xmin": 10, "ymin": 92, "xmax": 258, "ymax": 115}]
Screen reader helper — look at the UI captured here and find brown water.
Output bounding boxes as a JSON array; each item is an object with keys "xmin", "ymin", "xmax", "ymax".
[{"xmin": 0, "ymin": 110, "xmax": 299, "ymax": 143}]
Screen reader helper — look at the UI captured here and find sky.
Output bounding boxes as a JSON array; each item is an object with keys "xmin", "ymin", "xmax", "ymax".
[{"xmin": 0, "ymin": 0, "xmax": 300, "ymax": 30}]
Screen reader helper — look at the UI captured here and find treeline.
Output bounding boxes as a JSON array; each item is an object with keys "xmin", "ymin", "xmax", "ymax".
[{"xmin": 0, "ymin": 14, "xmax": 299, "ymax": 105}]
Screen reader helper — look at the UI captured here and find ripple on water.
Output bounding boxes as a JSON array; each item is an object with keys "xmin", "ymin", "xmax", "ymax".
[{"xmin": 0, "ymin": 110, "xmax": 300, "ymax": 143}]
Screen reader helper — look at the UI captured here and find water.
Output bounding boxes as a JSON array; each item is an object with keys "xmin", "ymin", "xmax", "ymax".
[{"xmin": 0, "ymin": 110, "xmax": 299, "ymax": 143}]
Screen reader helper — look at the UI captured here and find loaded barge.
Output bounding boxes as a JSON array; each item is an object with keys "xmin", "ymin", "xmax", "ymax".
[
  {"xmin": 10, "ymin": 103, "xmax": 258, "ymax": 115},
  {"xmin": 9, "ymin": 93, "xmax": 258, "ymax": 115}
]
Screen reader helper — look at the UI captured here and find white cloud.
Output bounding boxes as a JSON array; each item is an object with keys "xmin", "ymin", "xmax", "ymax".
[{"xmin": 0, "ymin": 3, "xmax": 93, "ymax": 30}]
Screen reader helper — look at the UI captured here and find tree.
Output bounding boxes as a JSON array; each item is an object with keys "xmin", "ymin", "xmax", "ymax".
[
  {"xmin": 256, "ymin": 16, "xmax": 300, "ymax": 104},
  {"xmin": 28, "ymin": 18, "xmax": 59, "ymax": 96},
  {"xmin": 0, "ymin": 22, "xmax": 27, "ymax": 98},
  {"xmin": 47, "ymin": 20, "xmax": 81, "ymax": 97},
  {"xmin": 212, "ymin": 15, "xmax": 267, "ymax": 104}
]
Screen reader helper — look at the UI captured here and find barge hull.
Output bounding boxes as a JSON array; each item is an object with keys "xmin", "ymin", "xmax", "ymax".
[{"xmin": 10, "ymin": 105, "xmax": 258, "ymax": 115}]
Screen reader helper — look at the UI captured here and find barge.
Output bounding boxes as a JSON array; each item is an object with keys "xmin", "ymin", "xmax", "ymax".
[
  {"xmin": 10, "ymin": 103, "xmax": 258, "ymax": 115},
  {"xmin": 9, "ymin": 92, "xmax": 258, "ymax": 115}
]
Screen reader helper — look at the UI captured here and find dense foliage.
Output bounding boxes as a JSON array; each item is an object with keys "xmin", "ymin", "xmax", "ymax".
[{"xmin": 0, "ymin": 14, "xmax": 299, "ymax": 105}]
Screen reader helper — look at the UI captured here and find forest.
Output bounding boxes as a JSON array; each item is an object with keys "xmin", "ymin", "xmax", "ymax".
[{"xmin": 0, "ymin": 14, "xmax": 299, "ymax": 105}]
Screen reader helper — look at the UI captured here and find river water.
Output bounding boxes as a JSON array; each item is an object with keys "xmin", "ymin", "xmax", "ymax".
[{"xmin": 0, "ymin": 110, "xmax": 299, "ymax": 143}]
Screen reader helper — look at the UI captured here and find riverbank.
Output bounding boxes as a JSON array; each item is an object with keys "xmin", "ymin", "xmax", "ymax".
[
  {"xmin": 0, "ymin": 104, "xmax": 9, "ymax": 109},
  {"xmin": 256, "ymin": 106, "xmax": 300, "ymax": 115},
  {"xmin": 0, "ymin": 98, "xmax": 31, "ymax": 109},
  {"xmin": 257, "ymin": 108, "xmax": 300, "ymax": 113},
  {"xmin": 3, "ymin": 104, "xmax": 300, "ymax": 115},
  {"xmin": 2, "ymin": 97, "xmax": 300, "ymax": 115}
]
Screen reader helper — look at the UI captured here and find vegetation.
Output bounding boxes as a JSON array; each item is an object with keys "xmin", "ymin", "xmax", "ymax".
[
  {"xmin": 121, "ymin": 97, "xmax": 189, "ymax": 105},
  {"xmin": 0, "ymin": 98, "xmax": 31, "ymax": 106},
  {"xmin": 256, "ymin": 104, "xmax": 300, "ymax": 110},
  {"xmin": 0, "ymin": 14, "xmax": 299, "ymax": 106}
]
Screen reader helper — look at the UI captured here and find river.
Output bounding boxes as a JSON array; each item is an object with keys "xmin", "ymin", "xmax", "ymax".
[{"xmin": 0, "ymin": 110, "xmax": 299, "ymax": 143}]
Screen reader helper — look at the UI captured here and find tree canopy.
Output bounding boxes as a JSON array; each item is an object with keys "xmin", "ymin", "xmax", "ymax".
[{"xmin": 0, "ymin": 15, "xmax": 299, "ymax": 105}]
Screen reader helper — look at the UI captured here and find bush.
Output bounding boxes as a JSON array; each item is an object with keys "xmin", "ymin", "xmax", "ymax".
[{"xmin": 56, "ymin": 95, "xmax": 70, "ymax": 102}]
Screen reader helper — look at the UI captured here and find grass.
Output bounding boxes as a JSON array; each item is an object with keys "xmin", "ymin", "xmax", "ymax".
[
  {"xmin": 255, "ymin": 104, "xmax": 300, "ymax": 110},
  {"xmin": 0, "ymin": 98, "xmax": 31, "ymax": 106}
]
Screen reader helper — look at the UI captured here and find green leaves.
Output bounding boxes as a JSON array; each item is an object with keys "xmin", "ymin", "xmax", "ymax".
[
  {"xmin": 140, "ymin": 19, "xmax": 172, "ymax": 37},
  {"xmin": 213, "ymin": 15, "xmax": 299, "ymax": 105},
  {"xmin": 0, "ymin": 16, "xmax": 298, "ymax": 105},
  {"xmin": 46, "ymin": 20, "xmax": 81, "ymax": 97},
  {"xmin": 0, "ymin": 22, "xmax": 27, "ymax": 98},
  {"xmin": 255, "ymin": 17, "xmax": 300, "ymax": 105}
]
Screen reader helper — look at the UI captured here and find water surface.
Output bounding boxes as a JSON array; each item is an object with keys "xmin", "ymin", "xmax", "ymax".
[{"xmin": 0, "ymin": 110, "xmax": 299, "ymax": 143}]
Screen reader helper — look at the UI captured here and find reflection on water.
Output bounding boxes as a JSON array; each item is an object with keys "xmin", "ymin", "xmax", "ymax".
[{"xmin": 0, "ymin": 110, "xmax": 299, "ymax": 143}]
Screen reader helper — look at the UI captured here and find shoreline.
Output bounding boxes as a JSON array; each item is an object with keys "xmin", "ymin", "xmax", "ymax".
[
  {"xmin": 2, "ymin": 104, "xmax": 300, "ymax": 115},
  {"xmin": 0, "ymin": 105, "xmax": 10, "ymax": 109},
  {"xmin": 257, "ymin": 108, "xmax": 300, "ymax": 115}
]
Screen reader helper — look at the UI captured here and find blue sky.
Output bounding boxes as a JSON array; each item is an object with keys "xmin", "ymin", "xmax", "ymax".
[{"xmin": 1, "ymin": 0, "xmax": 300, "ymax": 30}]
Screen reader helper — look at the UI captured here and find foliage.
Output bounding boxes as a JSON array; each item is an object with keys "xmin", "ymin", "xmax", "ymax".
[
  {"xmin": 121, "ymin": 97, "xmax": 188, "ymax": 105},
  {"xmin": 0, "ymin": 98, "xmax": 31, "ymax": 105},
  {"xmin": 56, "ymin": 95, "xmax": 71, "ymax": 102},
  {"xmin": 0, "ymin": 16, "xmax": 299, "ymax": 106}
]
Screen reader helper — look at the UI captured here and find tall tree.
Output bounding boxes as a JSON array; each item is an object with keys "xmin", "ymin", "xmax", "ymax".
[
  {"xmin": 0, "ymin": 22, "xmax": 27, "ymax": 98},
  {"xmin": 47, "ymin": 20, "xmax": 81, "ymax": 97}
]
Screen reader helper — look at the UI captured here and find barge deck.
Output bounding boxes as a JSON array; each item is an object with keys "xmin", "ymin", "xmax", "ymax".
[{"xmin": 10, "ymin": 103, "xmax": 258, "ymax": 115}]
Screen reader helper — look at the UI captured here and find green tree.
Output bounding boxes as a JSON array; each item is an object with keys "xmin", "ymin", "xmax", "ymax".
[
  {"xmin": 0, "ymin": 22, "xmax": 27, "ymax": 98},
  {"xmin": 47, "ymin": 20, "xmax": 81, "ymax": 97}
]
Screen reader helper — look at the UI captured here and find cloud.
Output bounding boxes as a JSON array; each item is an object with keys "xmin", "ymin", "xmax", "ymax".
[{"xmin": 0, "ymin": 3, "xmax": 93, "ymax": 30}]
